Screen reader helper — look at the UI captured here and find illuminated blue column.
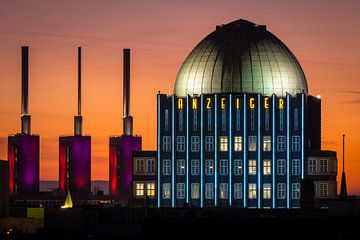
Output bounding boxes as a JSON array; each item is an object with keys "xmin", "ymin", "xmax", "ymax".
[
  {"xmin": 214, "ymin": 94, "xmax": 218, "ymax": 207},
  {"xmin": 286, "ymin": 94, "xmax": 290, "ymax": 209},
  {"xmin": 171, "ymin": 95, "xmax": 175, "ymax": 207},
  {"xmin": 186, "ymin": 96, "xmax": 189, "ymax": 204},
  {"xmin": 243, "ymin": 94, "xmax": 247, "ymax": 208},
  {"xmin": 157, "ymin": 94, "xmax": 161, "ymax": 207},
  {"xmin": 257, "ymin": 94, "xmax": 261, "ymax": 208},
  {"xmin": 200, "ymin": 95, "xmax": 204, "ymax": 207},
  {"xmin": 229, "ymin": 94, "xmax": 233, "ymax": 206},
  {"xmin": 301, "ymin": 94, "xmax": 305, "ymax": 179},
  {"xmin": 272, "ymin": 94, "xmax": 276, "ymax": 208}
]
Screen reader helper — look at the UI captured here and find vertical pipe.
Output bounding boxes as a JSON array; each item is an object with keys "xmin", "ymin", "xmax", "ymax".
[
  {"xmin": 21, "ymin": 46, "xmax": 29, "ymax": 116},
  {"xmin": 123, "ymin": 49, "xmax": 130, "ymax": 118},
  {"xmin": 342, "ymin": 134, "xmax": 345, "ymax": 173},
  {"xmin": 78, "ymin": 47, "xmax": 81, "ymax": 116}
]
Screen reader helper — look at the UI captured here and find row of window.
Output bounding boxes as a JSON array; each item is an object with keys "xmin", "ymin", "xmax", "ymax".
[
  {"xmin": 162, "ymin": 183, "xmax": 300, "ymax": 200},
  {"xmin": 162, "ymin": 159, "xmax": 301, "ymax": 176},
  {"xmin": 162, "ymin": 135, "xmax": 301, "ymax": 152},
  {"xmin": 135, "ymin": 182, "xmax": 156, "ymax": 197},
  {"xmin": 308, "ymin": 159, "xmax": 329, "ymax": 174},
  {"xmin": 134, "ymin": 158, "xmax": 156, "ymax": 175}
]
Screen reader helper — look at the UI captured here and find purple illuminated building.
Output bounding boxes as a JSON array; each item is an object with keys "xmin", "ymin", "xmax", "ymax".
[
  {"xmin": 59, "ymin": 47, "xmax": 91, "ymax": 196},
  {"xmin": 8, "ymin": 46, "xmax": 40, "ymax": 196},
  {"xmin": 109, "ymin": 49, "xmax": 142, "ymax": 197}
]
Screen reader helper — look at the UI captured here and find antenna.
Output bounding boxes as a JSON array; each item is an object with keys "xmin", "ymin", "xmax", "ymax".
[
  {"xmin": 74, "ymin": 47, "xmax": 83, "ymax": 136},
  {"xmin": 340, "ymin": 134, "xmax": 348, "ymax": 199}
]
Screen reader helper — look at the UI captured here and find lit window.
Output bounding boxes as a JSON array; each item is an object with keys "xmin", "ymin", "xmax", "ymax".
[
  {"xmin": 163, "ymin": 136, "xmax": 171, "ymax": 152},
  {"xmin": 263, "ymin": 160, "xmax": 271, "ymax": 175},
  {"xmin": 234, "ymin": 159, "xmax": 242, "ymax": 175},
  {"xmin": 292, "ymin": 183, "xmax": 300, "ymax": 199},
  {"xmin": 319, "ymin": 183, "xmax": 328, "ymax": 198},
  {"xmin": 205, "ymin": 183, "xmax": 214, "ymax": 199},
  {"xmin": 191, "ymin": 136, "xmax": 200, "ymax": 152},
  {"xmin": 319, "ymin": 159, "xmax": 328, "ymax": 173},
  {"xmin": 177, "ymin": 136, "xmax": 185, "ymax": 152},
  {"xmin": 135, "ymin": 183, "xmax": 144, "ymax": 197},
  {"xmin": 277, "ymin": 136, "xmax": 286, "ymax": 152},
  {"xmin": 263, "ymin": 183, "xmax": 271, "ymax": 199},
  {"xmin": 191, "ymin": 183, "xmax": 200, "ymax": 199},
  {"xmin": 263, "ymin": 136, "xmax": 271, "ymax": 152},
  {"xmin": 205, "ymin": 136, "xmax": 214, "ymax": 152},
  {"xmin": 146, "ymin": 183, "xmax": 155, "ymax": 197},
  {"xmin": 146, "ymin": 158, "xmax": 155, "ymax": 175},
  {"xmin": 277, "ymin": 159, "xmax": 285, "ymax": 175},
  {"xmin": 277, "ymin": 183, "xmax": 286, "ymax": 199},
  {"xmin": 205, "ymin": 159, "xmax": 214, "ymax": 176},
  {"xmin": 177, "ymin": 159, "xmax": 185, "ymax": 175},
  {"xmin": 177, "ymin": 183, "xmax": 185, "ymax": 199},
  {"xmin": 162, "ymin": 159, "xmax": 171, "ymax": 175},
  {"xmin": 292, "ymin": 136, "xmax": 301, "ymax": 152},
  {"xmin": 234, "ymin": 183, "xmax": 243, "ymax": 199},
  {"xmin": 191, "ymin": 159, "xmax": 199, "ymax": 176},
  {"xmin": 249, "ymin": 160, "xmax": 257, "ymax": 175},
  {"xmin": 220, "ymin": 183, "xmax": 228, "ymax": 199},
  {"xmin": 249, "ymin": 184, "xmax": 257, "ymax": 199},
  {"xmin": 308, "ymin": 159, "xmax": 317, "ymax": 174},
  {"xmin": 234, "ymin": 136, "xmax": 242, "ymax": 151},
  {"xmin": 292, "ymin": 159, "xmax": 300, "ymax": 176},
  {"xmin": 135, "ymin": 159, "xmax": 144, "ymax": 174},
  {"xmin": 220, "ymin": 136, "xmax": 228, "ymax": 151},
  {"xmin": 162, "ymin": 183, "xmax": 171, "ymax": 199},
  {"xmin": 220, "ymin": 159, "xmax": 228, "ymax": 175},
  {"xmin": 248, "ymin": 136, "xmax": 257, "ymax": 151}
]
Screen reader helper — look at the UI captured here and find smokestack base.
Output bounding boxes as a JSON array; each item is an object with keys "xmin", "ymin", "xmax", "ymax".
[
  {"xmin": 21, "ymin": 115, "xmax": 31, "ymax": 135},
  {"xmin": 74, "ymin": 116, "xmax": 83, "ymax": 136},
  {"xmin": 123, "ymin": 116, "xmax": 133, "ymax": 136}
]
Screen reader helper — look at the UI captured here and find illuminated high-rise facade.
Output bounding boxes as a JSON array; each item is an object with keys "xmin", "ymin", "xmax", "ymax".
[{"xmin": 157, "ymin": 19, "xmax": 336, "ymax": 208}]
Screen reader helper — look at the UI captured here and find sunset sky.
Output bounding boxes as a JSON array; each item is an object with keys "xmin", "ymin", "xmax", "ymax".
[{"xmin": 0, "ymin": 0, "xmax": 359, "ymax": 194}]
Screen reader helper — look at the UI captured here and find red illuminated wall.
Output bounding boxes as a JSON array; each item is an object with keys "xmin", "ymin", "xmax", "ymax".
[
  {"xmin": 59, "ymin": 143, "xmax": 66, "ymax": 193},
  {"xmin": 8, "ymin": 144, "xmax": 14, "ymax": 195},
  {"xmin": 109, "ymin": 146, "xmax": 117, "ymax": 196}
]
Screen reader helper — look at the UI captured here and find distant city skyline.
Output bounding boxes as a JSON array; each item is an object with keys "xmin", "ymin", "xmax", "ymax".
[{"xmin": 0, "ymin": 0, "xmax": 360, "ymax": 195}]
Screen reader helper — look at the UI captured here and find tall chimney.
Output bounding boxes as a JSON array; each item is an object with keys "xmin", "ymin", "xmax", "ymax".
[
  {"xmin": 74, "ymin": 47, "xmax": 83, "ymax": 136},
  {"xmin": 21, "ymin": 46, "xmax": 31, "ymax": 135},
  {"xmin": 123, "ymin": 48, "xmax": 133, "ymax": 136}
]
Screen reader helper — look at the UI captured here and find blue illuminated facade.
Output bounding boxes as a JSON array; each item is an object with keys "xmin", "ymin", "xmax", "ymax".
[{"xmin": 157, "ymin": 92, "xmax": 322, "ymax": 208}]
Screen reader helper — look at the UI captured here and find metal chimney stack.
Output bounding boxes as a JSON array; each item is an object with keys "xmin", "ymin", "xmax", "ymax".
[
  {"xmin": 74, "ymin": 47, "xmax": 83, "ymax": 136},
  {"xmin": 21, "ymin": 46, "xmax": 31, "ymax": 135},
  {"xmin": 123, "ymin": 48, "xmax": 133, "ymax": 136}
]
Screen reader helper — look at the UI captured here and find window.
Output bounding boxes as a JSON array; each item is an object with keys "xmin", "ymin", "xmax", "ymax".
[
  {"xmin": 263, "ymin": 184, "xmax": 271, "ymax": 199},
  {"xmin": 319, "ymin": 183, "xmax": 328, "ymax": 198},
  {"xmin": 177, "ymin": 159, "xmax": 185, "ymax": 175},
  {"xmin": 146, "ymin": 183, "xmax": 155, "ymax": 197},
  {"xmin": 179, "ymin": 110, "xmax": 183, "ymax": 131},
  {"xmin": 191, "ymin": 159, "xmax": 199, "ymax": 176},
  {"xmin": 263, "ymin": 136, "xmax": 271, "ymax": 151},
  {"xmin": 234, "ymin": 159, "xmax": 243, "ymax": 175},
  {"xmin": 277, "ymin": 183, "xmax": 286, "ymax": 199},
  {"xmin": 277, "ymin": 159, "xmax": 285, "ymax": 175},
  {"xmin": 165, "ymin": 109, "xmax": 169, "ymax": 131},
  {"xmin": 263, "ymin": 160, "xmax": 271, "ymax": 175},
  {"xmin": 146, "ymin": 159, "xmax": 155, "ymax": 175},
  {"xmin": 162, "ymin": 159, "xmax": 171, "ymax": 175},
  {"xmin": 279, "ymin": 110, "xmax": 284, "ymax": 131},
  {"xmin": 294, "ymin": 108, "xmax": 299, "ymax": 130},
  {"xmin": 249, "ymin": 184, "xmax": 257, "ymax": 199},
  {"xmin": 177, "ymin": 183, "xmax": 185, "ymax": 199},
  {"xmin": 292, "ymin": 159, "xmax": 300, "ymax": 176},
  {"xmin": 191, "ymin": 136, "xmax": 200, "ymax": 152},
  {"xmin": 205, "ymin": 159, "xmax": 214, "ymax": 175},
  {"xmin": 248, "ymin": 136, "xmax": 257, "ymax": 151},
  {"xmin": 234, "ymin": 136, "xmax": 242, "ymax": 151},
  {"xmin": 220, "ymin": 183, "xmax": 228, "ymax": 199},
  {"xmin": 249, "ymin": 160, "xmax": 257, "ymax": 175},
  {"xmin": 205, "ymin": 183, "xmax": 214, "ymax": 199},
  {"xmin": 222, "ymin": 109, "xmax": 227, "ymax": 131},
  {"xmin": 193, "ymin": 110, "xmax": 198, "ymax": 131},
  {"xmin": 234, "ymin": 183, "xmax": 243, "ymax": 199},
  {"xmin": 135, "ymin": 159, "xmax": 144, "ymax": 174},
  {"xmin": 292, "ymin": 183, "xmax": 300, "ymax": 199},
  {"xmin": 207, "ymin": 110, "xmax": 212, "ymax": 131},
  {"xmin": 277, "ymin": 136, "xmax": 286, "ymax": 152},
  {"xmin": 163, "ymin": 183, "xmax": 171, "ymax": 199},
  {"xmin": 191, "ymin": 183, "xmax": 200, "ymax": 199},
  {"xmin": 292, "ymin": 136, "xmax": 301, "ymax": 152},
  {"xmin": 205, "ymin": 136, "xmax": 214, "ymax": 152},
  {"xmin": 265, "ymin": 109, "xmax": 269, "ymax": 131},
  {"xmin": 220, "ymin": 136, "xmax": 228, "ymax": 151},
  {"xmin": 250, "ymin": 109, "xmax": 255, "ymax": 131},
  {"xmin": 220, "ymin": 159, "xmax": 228, "ymax": 175},
  {"xmin": 163, "ymin": 136, "xmax": 171, "ymax": 152},
  {"xmin": 177, "ymin": 136, "xmax": 185, "ymax": 152},
  {"xmin": 135, "ymin": 183, "xmax": 144, "ymax": 197},
  {"xmin": 319, "ymin": 159, "xmax": 328, "ymax": 173},
  {"xmin": 236, "ymin": 109, "xmax": 241, "ymax": 131},
  {"xmin": 308, "ymin": 159, "xmax": 317, "ymax": 174}
]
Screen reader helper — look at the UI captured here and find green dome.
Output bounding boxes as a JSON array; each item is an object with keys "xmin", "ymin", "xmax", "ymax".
[{"xmin": 174, "ymin": 19, "xmax": 308, "ymax": 97}]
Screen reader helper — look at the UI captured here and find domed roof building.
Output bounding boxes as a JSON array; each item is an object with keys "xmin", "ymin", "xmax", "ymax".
[{"xmin": 174, "ymin": 19, "xmax": 307, "ymax": 97}]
